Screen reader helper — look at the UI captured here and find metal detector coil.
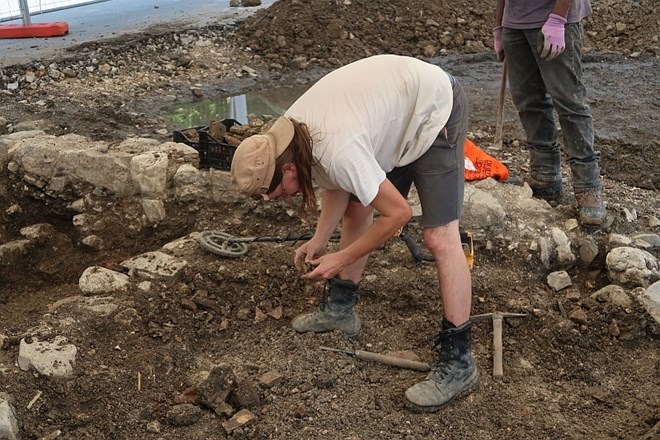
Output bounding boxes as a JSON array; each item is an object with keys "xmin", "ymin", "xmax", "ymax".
[
  {"xmin": 197, "ymin": 230, "xmax": 320, "ymax": 258},
  {"xmin": 197, "ymin": 231, "xmax": 249, "ymax": 258}
]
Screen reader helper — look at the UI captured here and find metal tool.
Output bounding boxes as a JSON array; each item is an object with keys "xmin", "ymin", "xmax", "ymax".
[
  {"xmin": 470, "ymin": 311, "xmax": 527, "ymax": 378},
  {"xmin": 197, "ymin": 230, "xmax": 338, "ymax": 258},
  {"xmin": 320, "ymin": 346, "xmax": 431, "ymax": 371},
  {"xmin": 493, "ymin": 61, "xmax": 508, "ymax": 150},
  {"xmin": 198, "ymin": 228, "xmax": 474, "ymax": 267},
  {"xmin": 461, "ymin": 231, "xmax": 474, "ymax": 269},
  {"xmin": 399, "ymin": 230, "xmax": 474, "ymax": 269}
]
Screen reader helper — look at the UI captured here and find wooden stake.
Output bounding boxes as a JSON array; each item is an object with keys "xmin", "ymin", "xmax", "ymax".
[{"xmin": 27, "ymin": 390, "xmax": 42, "ymax": 409}]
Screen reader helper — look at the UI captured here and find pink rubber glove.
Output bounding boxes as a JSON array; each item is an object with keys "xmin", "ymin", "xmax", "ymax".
[
  {"xmin": 493, "ymin": 25, "xmax": 504, "ymax": 61},
  {"xmin": 539, "ymin": 13, "xmax": 567, "ymax": 61}
]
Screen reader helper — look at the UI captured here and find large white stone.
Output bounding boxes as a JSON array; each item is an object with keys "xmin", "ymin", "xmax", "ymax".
[
  {"xmin": 19, "ymin": 223, "xmax": 56, "ymax": 243},
  {"xmin": 61, "ymin": 147, "xmax": 136, "ymax": 196},
  {"xmin": 0, "ymin": 396, "xmax": 19, "ymax": 440},
  {"xmin": 18, "ymin": 336, "xmax": 77, "ymax": 378},
  {"xmin": 606, "ymin": 246, "xmax": 659, "ymax": 287},
  {"xmin": 210, "ymin": 168, "xmax": 243, "ymax": 203},
  {"xmin": 462, "ymin": 185, "xmax": 506, "ymax": 227},
  {"xmin": 120, "ymin": 251, "xmax": 187, "ymax": 279},
  {"xmin": 174, "ymin": 164, "xmax": 210, "ymax": 202},
  {"xmin": 0, "ymin": 239, "xmax": 32, "ymax": 260},
  {"xmin": 130, "ymin": 152, "xmax": 169, "ymax": 198},
  {"xmin": 79, "ymin": 266, "xmax": 130, "ymax": 295}
]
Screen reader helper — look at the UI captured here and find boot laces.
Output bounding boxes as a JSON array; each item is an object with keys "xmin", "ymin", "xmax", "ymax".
[
  {"xmin": 430, "ymin": 334, "xmax": 455, "ymax": 378},
  {"xmin": 312, "ymin": 279, "xmax": 335, "ymax": 313},
  {"xmin": 316, "ymin": 280, "xmax": 332, "ymax": 311}
]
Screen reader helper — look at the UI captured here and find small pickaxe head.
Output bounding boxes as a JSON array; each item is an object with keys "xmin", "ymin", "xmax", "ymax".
[{"xmin": 470, "ymin": 312, "xmax": 528, "ymax": 323}]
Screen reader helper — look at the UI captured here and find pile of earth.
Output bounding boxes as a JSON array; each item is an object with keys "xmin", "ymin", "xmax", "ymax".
[{"xmin": 236, "ymin": 0, "xmax": 659, "ymax": 69}]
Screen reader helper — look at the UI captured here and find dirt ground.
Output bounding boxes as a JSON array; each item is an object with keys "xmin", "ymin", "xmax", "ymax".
[{"xmin": 0, "ymin": 1, "xmax": 659, "ymax": 439}]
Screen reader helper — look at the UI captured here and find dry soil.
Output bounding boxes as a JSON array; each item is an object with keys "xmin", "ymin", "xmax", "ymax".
[{"xmin": 0, "ymin": 1, "xmax": 658, "ymax": 439}]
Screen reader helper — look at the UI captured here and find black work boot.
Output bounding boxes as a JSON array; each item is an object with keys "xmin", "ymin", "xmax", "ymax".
[
  {"xmin": 292, "ymin": 277, "xmax": 361, "ymax": 337},
  {"xmin": 405, "ymin": 320, "xmax": 478, "ymax": 411}
]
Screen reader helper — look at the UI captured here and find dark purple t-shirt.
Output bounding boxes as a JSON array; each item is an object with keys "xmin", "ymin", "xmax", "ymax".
[{"xmin": 503, "ymin": 0, "xmax": 592, "ymax": 29}]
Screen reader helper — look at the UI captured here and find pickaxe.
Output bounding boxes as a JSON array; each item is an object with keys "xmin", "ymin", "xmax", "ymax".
[{"xmin": 470, "ymin": 311, "xmax": 527, "ymax": 378}]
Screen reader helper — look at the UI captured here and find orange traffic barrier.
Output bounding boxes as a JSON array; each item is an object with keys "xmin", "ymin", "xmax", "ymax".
[
  {"xmin": 0, "ymin": 22, "xmax": 69, "ymax": 39},
  {"xmin": 464, "ymin": 138, "xmax": 509, "ymax": 181}
]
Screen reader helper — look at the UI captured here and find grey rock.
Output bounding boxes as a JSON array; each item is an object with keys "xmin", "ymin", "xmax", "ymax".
[
  {"xmin": 590, "ymin": 284, "xmax": 632, "ymax": 308},
  {"xmin": 579, "ymin": 237, "xmax": 599, "ymax": 268},
  {"xmin": 0, "ymin": 394, "xmax": 19, "ymax": 440},
  {"xmin": 633, "ymin": 233, "xmax": 660, "ymax": 248},
  {"xmin": 640, "ymin": 281, "xmax": 660, "ymax": 325},
  {"xmin": 608, "ymin": 233, "xmax": 632, "ymax": 248},
  {"xmin": 198, "ymin": 365, "xmax": 238, "ymax": 414},
  {"xmin": 606, "ymin": 247, "xmax": 659, "ymax": 287},
  {"xmin": 165, "ymin": 404, "xmax": 203, "ymax": 427},
  {"xmin": 79, "ymin": 266, "xmax": 130, "ymax": 295},
  {"xmin": 547, "ymin": 271, "xmax": 572, "ymax": 291},
  {"xmin": 140, "ymin": 198, "xmax": 167, "ymax": 223}
]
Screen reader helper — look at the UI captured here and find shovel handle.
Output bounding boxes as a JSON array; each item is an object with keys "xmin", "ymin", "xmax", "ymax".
[
  {"xmin": 492, "ymin": 314, "xmax": 504, "ymax": 378},
  {"xmin": 494, "ymin": 62, "xmax": 508, "ymax": 148},
  {"xmin": 354, "ymin": 350, "xmax": 431, "ymax": 372}
]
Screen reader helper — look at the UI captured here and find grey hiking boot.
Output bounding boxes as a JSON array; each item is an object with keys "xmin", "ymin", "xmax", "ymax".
[
  {"xmin": 405, "ymin": 320, "xmax": 478, "ymax": 411},
  {"xmin": 526, "ymin": 176, "xmax": 563, "ymax": 203},
  {"xmin": 292, "ymin": 277, "xmax": 361, "ymax": 337},
  {"xmin": 575, "ymin": 189, "xmax": 606, "ymax": 226}
]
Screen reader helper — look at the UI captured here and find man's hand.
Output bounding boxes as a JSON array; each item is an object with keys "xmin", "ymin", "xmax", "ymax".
[
  {"xmin": 294, "ymin": 240, "xmax": 327, "ymax": 273},
  {"xmin": 539, "ymin": 13, "xmax": 567, "ymax": 61},
  {"xmin": 304, "ymin": 251, "xmax": 350, "ymax": 281},
  {"xmin": 493, "ymin": 25, "xmax": 505, "ymax": 61}
]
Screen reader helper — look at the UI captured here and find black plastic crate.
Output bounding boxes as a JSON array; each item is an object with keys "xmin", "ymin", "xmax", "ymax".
[
  {"xmin": 173, "ymin": 125, "xmax": 204, "ymax": 149},
  {"xmin": 173, "ymin": 119, "xmax": 242, "ymax": 170}
]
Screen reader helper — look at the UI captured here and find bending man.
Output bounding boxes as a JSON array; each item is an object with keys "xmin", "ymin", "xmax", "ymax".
[{"xmin": 231, "ymin": 54, "xmax": 476, "ymax": 410}]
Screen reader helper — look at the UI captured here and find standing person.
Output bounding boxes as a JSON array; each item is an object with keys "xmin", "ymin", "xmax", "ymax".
[
  {"xmin": 230, "ymin": 54, "xmax": 477, "ymax": 410},
  {"xmin": 493, "ymin": 0, "xmax": 606, "ymax": 225}
]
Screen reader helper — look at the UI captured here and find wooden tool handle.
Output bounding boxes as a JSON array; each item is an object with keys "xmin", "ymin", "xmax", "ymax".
[
  {"xmin": 492, "ymin": 315, "xmax": 504, "ymax": 378},
  {"xmin": 355, "ymin": 350, "xmax": 431, "ymax": 372},
  {"xmin": 493, "ymin": 61, "xmax": 508, "ymax": 149}
]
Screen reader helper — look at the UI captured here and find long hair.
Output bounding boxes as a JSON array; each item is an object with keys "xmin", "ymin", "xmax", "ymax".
[{"xmin": 269, "ymin": 118, "xmax": 317, "ymax": 213}]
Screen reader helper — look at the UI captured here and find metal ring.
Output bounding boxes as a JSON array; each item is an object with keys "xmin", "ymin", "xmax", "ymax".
[{"xmin": 197, "ymin": 230, "xmax": 249, "ymax": 258}]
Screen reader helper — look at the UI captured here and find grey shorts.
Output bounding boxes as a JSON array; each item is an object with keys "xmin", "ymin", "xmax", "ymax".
[{"xmin": 386, "ymin": 75, "xmax": 469, "ymax": 227}]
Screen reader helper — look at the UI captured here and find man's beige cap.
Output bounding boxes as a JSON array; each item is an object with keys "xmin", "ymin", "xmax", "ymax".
[{"xmin": 230, "ymin": 117, "xmax": 295, "ymax": 195}]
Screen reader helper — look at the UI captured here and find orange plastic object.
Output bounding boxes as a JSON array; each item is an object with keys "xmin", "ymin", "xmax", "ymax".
[
  {"xmin": 0, "ymin": 22, "xmax": 69, "ymax": 39},
  {"xmin": 464, "ymin": 138, "xmax": 510, "ymax": 181}
]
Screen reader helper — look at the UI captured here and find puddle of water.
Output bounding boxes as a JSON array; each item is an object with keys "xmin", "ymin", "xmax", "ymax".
[{"xmin": 163, "ymin": 85, "xmax": 309, "ymax": 129}]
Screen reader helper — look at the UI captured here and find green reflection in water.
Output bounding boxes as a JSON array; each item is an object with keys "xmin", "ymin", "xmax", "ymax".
[{"xmin": 163, "ymin": 87, "xmax": 308, "ymax": 129}]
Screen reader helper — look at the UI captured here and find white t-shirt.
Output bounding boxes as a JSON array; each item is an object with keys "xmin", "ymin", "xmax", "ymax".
[{"xmin": 284, "ymin": 54, "xmax": 454, "ymax": 206}]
